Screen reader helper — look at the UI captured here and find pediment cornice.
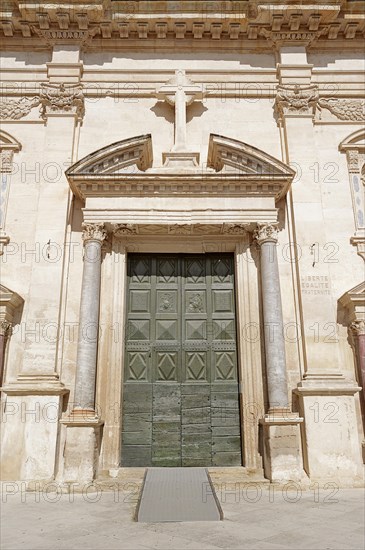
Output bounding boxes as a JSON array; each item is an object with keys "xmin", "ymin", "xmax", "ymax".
[
  {"xmin": 66, "ymin": 133, "xmax": 294, "ymax": 201},
  {"xmin": 207, "ymin": 134, "xmax": 295, "ymax": 178},
  {"xmin": 66, "ymin": 134, "xmax": 153, "ymax": 177}
]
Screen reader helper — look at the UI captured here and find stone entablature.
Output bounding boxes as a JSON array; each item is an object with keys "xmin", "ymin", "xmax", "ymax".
[{"xmin": 1, "ymin": 1, "xmax": 364, "ymax": 49}]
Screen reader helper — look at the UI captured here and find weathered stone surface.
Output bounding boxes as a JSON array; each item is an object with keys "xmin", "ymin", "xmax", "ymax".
[{"xmin": 0, "ymin": 2, "xmax": 364, "ymax": 488}]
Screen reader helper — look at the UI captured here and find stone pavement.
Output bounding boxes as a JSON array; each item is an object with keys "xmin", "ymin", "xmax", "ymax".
[{"xmin": 1, "ymin": 483, "xmax": 364, "ymax": 550}]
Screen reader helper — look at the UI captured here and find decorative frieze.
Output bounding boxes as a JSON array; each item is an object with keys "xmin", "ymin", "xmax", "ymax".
[
  {"xmin": 260, "ymin": 28, "xmax": 326, "ymax": 46},
  {"xmin": 82, "ymin": 223, "xmax": 107, "ymax": 243},
  {"xmin": 253, "ymin": 223, "xmax": 279, "ymax": 245},
  {"xmin": 113, "ymin": 224, "xmax": 138, "ymax": 237},
  {"xmin": 222, "ymin": 223, "xmax": 249, "ymax": 235},
  {"xmin": 40, "ymin": 83, "xmax": 85, "ymax": 121},
  {"xmin": 168, "ymin": 224, "xmax": 192, "ymax": 235},
  {"xmin": 317, "ymin": 98, "xmax": 365, "ymax": 122},
  {"xmin": 32, "ymin": 26, "xmax": 100, "ymax": 46},
  {"xmin": 0, "ymin": 96, "xmax": 40, "ymax": 120},
  {"xmin": 275, "ymin": 85, "xmax": 319, "ymax": 119}
]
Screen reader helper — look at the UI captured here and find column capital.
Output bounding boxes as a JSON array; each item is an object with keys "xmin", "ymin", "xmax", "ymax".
[
  {"xmin": 253, "ymin": 223, "xmax": 279, "ymax": 245},
  {"xmin": 0, "ymin": 320, "xmax": 12, "ymax": 338},
  {"xmin": 349, "ymin": 320, "xmax": 365, "ymax": 337},
  {"xmin": 275, "ymin": 84, "xmax": 318, "ymax": 121},
  {"xmin": 40, "ymin": 82, "xmax": 85, "ymax": 121},
  {"xmin": 82, "ymin": 223, "xmax": 107, "ymax": 244}
]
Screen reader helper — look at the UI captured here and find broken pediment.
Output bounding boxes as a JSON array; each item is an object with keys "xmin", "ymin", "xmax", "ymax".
[
  {"xmin": 339, "ymin": 129, "xmax": 365, "ymax": 152},
  {"xmin": 67, "ymin": 133, "xmax": 295, "ymax": 201},
  {"xmin": 65, "ymin": 134, "xmax": 153, "ymax": 177},
  {"xmin": 207, "ymin": 134, "xmax": 295, "ymax": 178}
]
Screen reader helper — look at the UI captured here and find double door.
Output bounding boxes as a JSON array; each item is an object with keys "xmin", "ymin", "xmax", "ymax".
[{"xmin": 121, "ymin": 253, "xmax": 242, "ymax": 467}]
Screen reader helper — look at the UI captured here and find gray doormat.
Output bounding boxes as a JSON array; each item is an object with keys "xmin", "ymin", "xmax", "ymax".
[{"xmin": 136, "ymin": 468, "xmax": 223, "ymax": 522}]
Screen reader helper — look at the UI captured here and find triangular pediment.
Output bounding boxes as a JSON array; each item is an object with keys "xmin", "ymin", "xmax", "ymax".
[
  {"xmin": 207, "ymin": 134, "xmax": 295, "ymax": 178},
  {"xmin": 66, "ymin": 134, "xmax": 152, "ymax": 176}
]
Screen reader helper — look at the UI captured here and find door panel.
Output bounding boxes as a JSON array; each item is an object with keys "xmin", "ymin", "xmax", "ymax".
[{"xmin": 121, "ymin": 254, "xmax": 242, "ymax": 467}]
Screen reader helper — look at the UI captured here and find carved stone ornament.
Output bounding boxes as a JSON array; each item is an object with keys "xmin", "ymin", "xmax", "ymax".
[
  {"xmin": 0, "ymin": 96, "xmax": 40, "ymax": 120},
  {"xmin": 113, "ymin": 224, "xmax": 138, "ymax": 237},
  {"xmin": 253, "ymin": 223, "xmax": 279, "ymax": 245},
  {"xmin": 275, "ymin": 85, "xmax": 319, "ymax": 119},
  {"xmin": 346, "ymin": 150, "xmax": 359, "ymax": 173},
  {"xmin": 32, "ymin": 26, "xmax": 100, "ymax": 47},
  {"xmin": 0, "ymin": 150, "xmax": 14, "ymax": 173},
  {"xmin": 40, "ymin": 83, "xmax": 85, "ymax": 121},
  {"xmin": 223, "ymin": 223, "xmax": 249, "ymax": 235},
  {"xmin": 349, "ymin": 320, "xmax": 365, "ymax": 337},
  {"xmin": 168, "ymin": 224, "xmax": 192, "ymax": 235},
  {"xmin": 260, "ymin": 28, "xmax": 327, "ymax": 46},
  {"xmin": 318, "ymin": 98, "xmax": 365, "ymax": 122},
  {"xmin": 0, "ymin": 320, "xmax": 13, "ymax": 338},
  {"xmin": 82, "ymin": 223, "xmax": 107, "ymax": 243}
]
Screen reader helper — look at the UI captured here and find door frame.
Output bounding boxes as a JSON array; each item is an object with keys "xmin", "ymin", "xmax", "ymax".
[{"xmin": 96, "ymin": 233, "xmax": 265, "ymax": 475}]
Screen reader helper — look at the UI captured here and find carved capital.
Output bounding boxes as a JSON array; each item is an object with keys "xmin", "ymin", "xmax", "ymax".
[
  {"xmin": 318, "ymin": 98, "xmax": 365, "ymax": 122},
  {"xmin": 0, "ymin": 96, "xmax": 40, "ymax": 120},
  {"xmin": 82, "ymin": 223, "xmax": 107, "ymax": 244},
  {"xmin": 346, "ymin": 150, "xmax": 359, "ymax": 173},
  {"xmin": 113, "ymin": 224, "xmax": 137, "ymax": 237},
  {"xmin": 349, "ymin": 320, "xmax": 365, "ymax": 337},
  {"xmin": 0, "ymin": 320, "xmax": 12, "ymax": 338},
  {"xmin": 40, "ymin": 83, "xmax": 85, "ymax": 121},
  {"xmin": 275, "ymin": 85, "xmax": 319, "ymax": 120},
  {"xmin": 0, "ymin": 150, "xmax": 14, "ymax": 173},
  {"xmin": 254, "ymin": 223, "xmax": 279, "ymax": 245}
]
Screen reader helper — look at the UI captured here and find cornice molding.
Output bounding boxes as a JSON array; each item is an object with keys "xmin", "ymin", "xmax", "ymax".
[{"xmin": 1, "ymin": 1, "xmax": 363, "ymax": 51}]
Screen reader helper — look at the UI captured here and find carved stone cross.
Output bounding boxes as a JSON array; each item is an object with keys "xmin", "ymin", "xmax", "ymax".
[{"xmin": 157, "ymin": 70, "xmax": 203, "ymax": 153}]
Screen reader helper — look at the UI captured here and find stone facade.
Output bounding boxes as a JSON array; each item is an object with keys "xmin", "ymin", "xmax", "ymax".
[{"xmin": 0, "ymin": 1, "xmax": 364, "ymax": 487}]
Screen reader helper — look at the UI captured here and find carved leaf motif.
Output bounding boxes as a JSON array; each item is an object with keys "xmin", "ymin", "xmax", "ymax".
[
  {"xmin": 318, "ymin": 98, "xmax": 365, "ymax": 121},
  {"xmin": 82, "ymin": 223, "xmax": 107, "ymax": 243},
  {"xmin": 0, "ymin": 96, "xmax": 40, "ymax": 120},
  {"xmin": 276, "ymin": 85, "xmax": 318, "ymax": 117},
  {"xmin": 254, "ymin": 223, "xmax": 279, "ymax": 244},
  {"xmin": 40, "ymin": 83, "xmax": 85, "ymax": 120}
]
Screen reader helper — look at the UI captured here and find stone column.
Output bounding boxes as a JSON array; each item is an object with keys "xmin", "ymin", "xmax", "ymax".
[
  {"xmin": 61, "ymin": 223, "xmax": 107, "ymax": 484},
  {"xmin": 349, "ymin": 320, "xmax": 365, "ymax": 461},
  {"xmin": 254, "ymin": 223, "xmax": 305, "ymax": 482},
  {"xmin": 72, "ymin": 223, "xmax": 107, "ymax": 415},
  {"xmin": 0, "ymin": 320, "xmax": 12, "ymax": 387},
  {"xmin": 254, "ymin": 223, "xmax": 289, "ymax": 413},
  {"xmin": 349, "ymin": 321, "xmax": 365, "ymax": 397}
]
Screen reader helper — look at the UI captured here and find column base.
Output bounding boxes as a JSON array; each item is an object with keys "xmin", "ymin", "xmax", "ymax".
[
  {"xmin": 260, "ymin": 413, "xmax": 306, "ymax": 483},
  {"xmin": 60, "ymin": 412, "xmax": 104, "ymax": 485}
]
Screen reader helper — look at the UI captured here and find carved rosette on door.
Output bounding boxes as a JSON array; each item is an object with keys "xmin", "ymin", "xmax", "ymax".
[{"xmin": 121, "ymin": 254, "xmax": 242, "ymax": 467}]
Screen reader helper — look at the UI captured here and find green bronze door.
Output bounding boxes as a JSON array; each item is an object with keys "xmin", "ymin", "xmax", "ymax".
[{"xmin": 121, "ymin": 254, "xmax": 242, "ymax": 467}]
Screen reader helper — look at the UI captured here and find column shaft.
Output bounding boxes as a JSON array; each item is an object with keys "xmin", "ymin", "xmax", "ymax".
[
  {"xmin": 256, "ymin": 225, "xmax": 289, "ymax": 411},
  {"xmin": 74, "ymin": 224, "xmax": 106, "ymax": 412}
]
